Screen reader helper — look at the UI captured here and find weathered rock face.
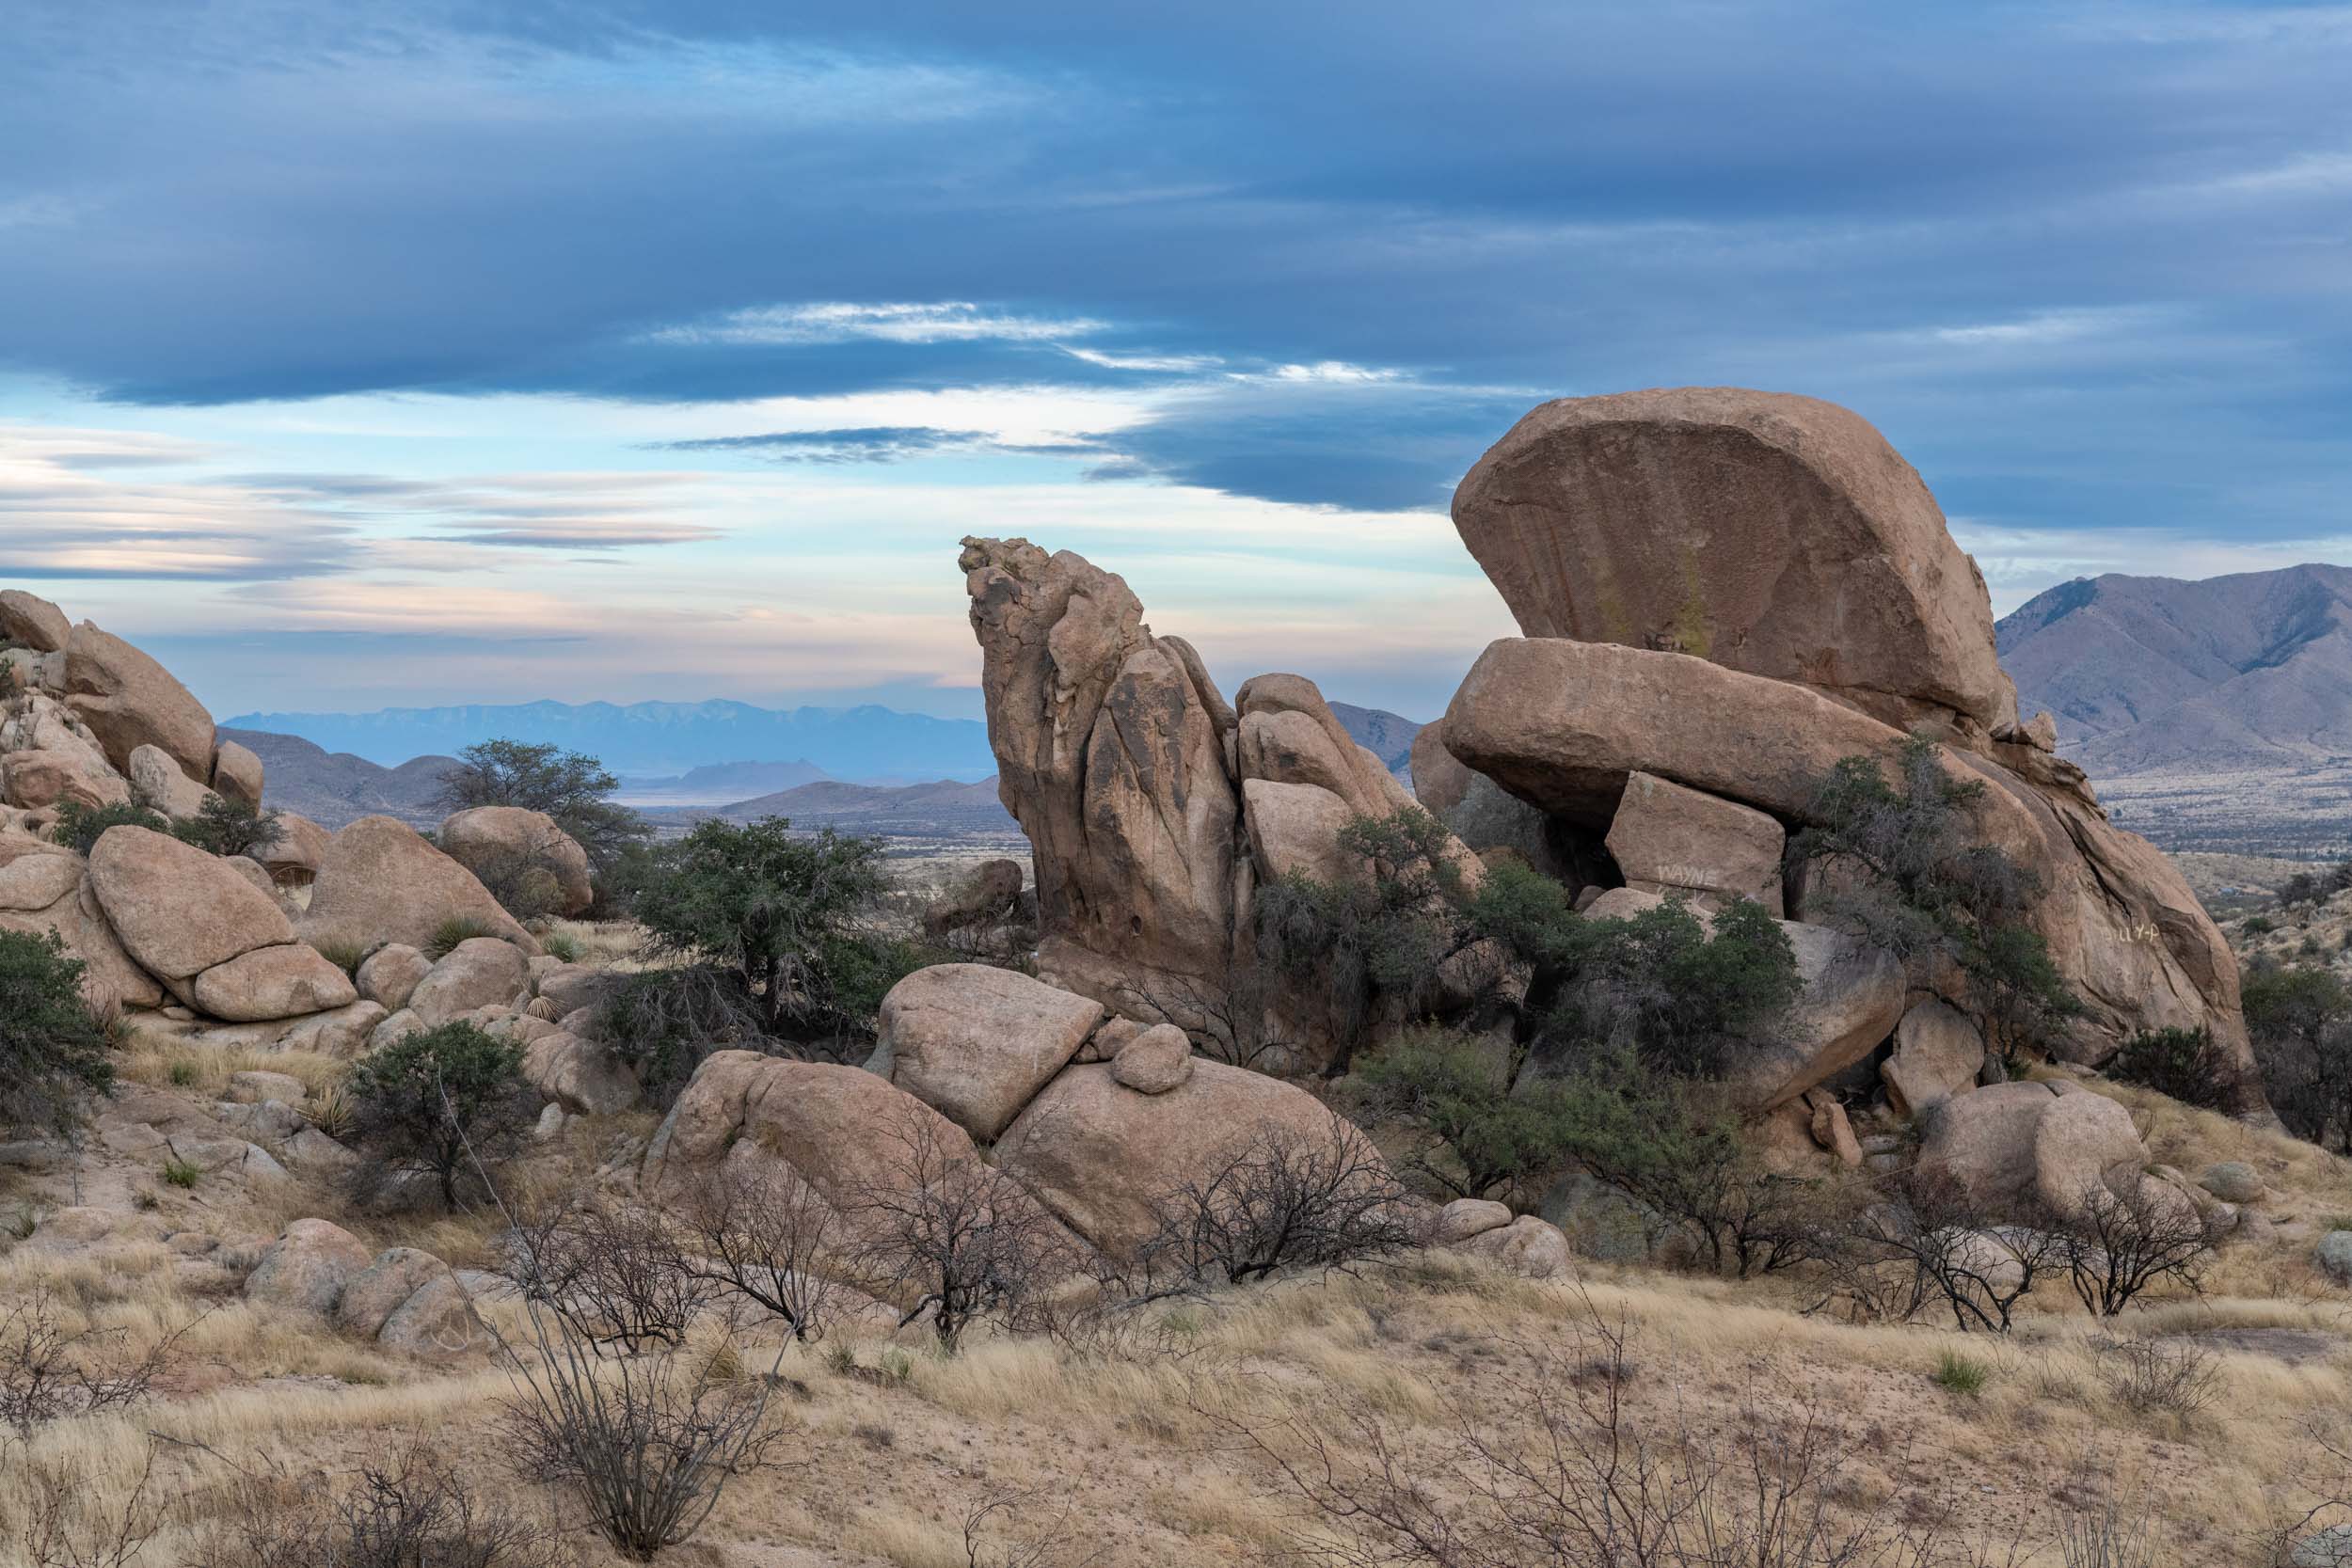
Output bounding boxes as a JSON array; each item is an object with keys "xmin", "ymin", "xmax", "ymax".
[
  {"xmin": 1604, "ymin": 771, "xmax": 1783, "ymax": 914},
  {"xmin": 1882, "ymin": 999, "xmax": 1985, "ymax": 1118},
  {"xmin": 190, "ymin": 942, "xmax": 358, "ymax": 1022},
  {"xmin": 0, "ymin": 855, "xmax": 166, "ymax": 1010},
  {"xmin": 993, "ymin": 1058, "xmax": 1366, "ymax": 1257},
  {"xmin": 300, "ymin": 816, "xmax": 540, "ymax": 958},
  {"xmin": 129, "ymin": 743, "xmax": 209, "ymax": 818},
  {"xmin": 262, "ymin": 812, "xmax": 332, "ymax": 885},
  {"xmin": 1452, "ymin": 388, "xmax": 2016, "ymax": 734},
  {"xmin": 62, "ymin": 622, "xmax": 215, "ymax": 782},
  {"xmin": 1916, "ymin": 1080, "xmax": 2146, "ymax": 1219},
  {"xmin": 210, "ymin": 739, "xmax": 265, "ymax": 808},
  {"xmin": 244, "ymin": 1218, "xmax": 373, "ymax": 1315},
  {"xmin": 1441, "ymin": 636, "xmax": 2254, "ymax": 1095},
  {"xmin": 0, "ymin": 592, "xmax": 72, "ymax": 654},
  {"xmin": 408, "ymin": 937, "xmax": 532, "ymax": 1026},
  {"xmin": 87, "ymin": 826, "xmax": 294, "ymax": 981},
  {"xmin": 437, "ymin": 806, "xmax": 595, "ymax": 918},
  {"xmin": 876, "ymin": 964, "xmax": 1106, "ymax": 1141},
  {"xmin": 356, "ymin": 943, "xmax": 432, "ymax": 1012},
  {"xmin": 521, "ymin": 1031, "xmax": 639, "ymax": 1116},
  {"xmin": 961, "ymin": 537, "xmax": 1237, "ymax": 1003}
]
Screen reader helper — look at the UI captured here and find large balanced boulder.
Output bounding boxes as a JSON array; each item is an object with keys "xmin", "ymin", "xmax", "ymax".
[
  {"xmin": 356, "ymin": 943, "xmax": 432, "ymax": 1012},
  {"xmin": 961, "ymin": 536, "xmax": 1238, "ymax": 1004},
  {"xmin": 0, "ymin": 592, "xmax": 71, "ymax": 654},
  {"xmin": 300, "ymin": 816, "xmax": 540, "ymax": 957},
  {"xmin": 1724, "ymin": 923, "xmax": 1905, "ymax": 1110},
  {"xmin": 993, "ymin": 1058, "xmax": 1373, "ymax": 1257},
  {"xmin": 261, "ymin": 812, "xmax": 332, "ymax": 886},
  {"xmin": 62, "ymin": 622, "xmax": 215, "ymax": 782},
  {"xmin": 209, "ymin": 739, "xmax": 265, "ymax": 808},
  {"xmin": 1451, "ymin": 388, "xmax": 2015, "ymax": 734},
  {"xmin": 128, "ymin": 743, "xmax": 209, "ymax": 818},
  {"xmin": 437, "ymin": 806, "xmax": 594, "ymax": 918},
  {"xmin": 0, "ymin": 855, "xmax": 165, "ymax": 1009},
  {"xmin": 87, "ymin": 825, "xmax": 293, "ymax": 981},
  {"xmin": 875, "ymin": 964, "xmax": 1106, "ymax": 1140}
]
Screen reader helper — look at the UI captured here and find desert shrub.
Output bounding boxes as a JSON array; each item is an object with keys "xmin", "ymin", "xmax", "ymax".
[
  {"xmin": 462, "ymin": 841, "xmax": 571, "ymax": 921},
  {"xmin": 1219, "ymin": 1297, "xmax": 1963, "ymax": 1568},
  {"xmin": 1132, "ymin": 1120, "xmax": 1415, "ymax": 1290},
  {"xmin": 851, "ymin": 1107, "xmax": 1073, "ymax": 1352},
  {"xmin": 2281, "ymin": 870, "xmax": 2328, "ymax": 909},
  {"xmin": 190, "ymin": 1447, "xmax": 572, "ymax": 1568},
  {"xmin": 2055, "ymin": 1178, "xmax": 2223, "ymax": 1317},
  {"xmin": 2092, "ymin": 1336, "xmax": 2220, "ymax": 1417},
  {"xmin": 1932, "ymin": 1348, "xmax": 1989, "ymax": 1395},
  {"xmin": 510, "ymin": 1195, "xmax": 711, "ymax": 1354},
  {"xmin": 423, "ymin": 914, "xmax": 498, "ymax": 960},
  {"xmin": 599, "ymin": 963, "xmax": 771, "ymax": 1101},
  {"xmin": 2241, "ymin": 914, "xmax": 2276, "ymax": 936},
  {"xmin": 1791, "ymin": 733, "xmax": 2081, "ymax": 1062},
  {"xmin": 160, "ymin": 1157, "xmax": 200, "ymax": 1189},
  {"xmin": 435, "ymin": 737, "xmax": 649, "ymax": 875},
  {"xmin": 167, "ymin": 791, "xmax": 283, "ymax": 859},
  {"xmin": 541, "ymin": 929, "xmax": 582, "ymax": 963},
  {"xmin": 47, "ymin": 799, "xmax": 165, "ymax": 855},
  {"xmin": 2244, "ymin": 960, "xmax": 2352, "ymax": 1148},
  {"xmin": 0, "ymin": 1286, "xmax": 183, "ymax": 1443},
  {"xmin": 311, "ymin": 939, "xmax": 366, "ymax": 977},
  {"xmin": 2108, "ymin": 1025, "xmax": 2243, "ymax": 1112},
  {"xmin": 1835, "ymin": 1169, "xmax": 2064, "ymax": 1333},
  {"xmin": 631, "ymin": 816, "xmax": 905, "ymax": 1042},
  {"xmin": 669, "ymin": 1160, "xmax": 846, "ymax": 1341},
  {"xmin": 0, "ymin": 928, "xmax": 114, "ymax": 1137},
  {"xmin": 346, "ymin": 1022, "xmax": 535, "ymax": 1209},
  {"xmin": 1255, "ymin": 807, "xmax": 1486, "ymax": 1070},
  {"xmin": 1353, "ymin": 1026, "xmax": 1580, "ymax": 1202},
  {"xmin": 1538, "ymin": 1044, "xmax": 1838, "ymax": 1278}
]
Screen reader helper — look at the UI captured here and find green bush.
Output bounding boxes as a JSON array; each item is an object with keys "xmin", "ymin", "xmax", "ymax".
[
  {"xmin": 2109, "ymin": 1026, "xmax": 2243, "ymax": 1112},
  {"xmin": 630, "ymin": 816, "xmax": 900, "ymax": 1042},
  {"xmin": 2244, "ymin": 961, "xmax": 2352, "ymax": 1149},
  {"xmin": 167, "ymin": 793, "xmax": 284, "ymax": 859},
  {"xmin": 2242, "ymin": 915, "xmax": 2276, "ymax": 936},
  {"xmin": 49, "ymin": 800, "xmax": 167, "ymax": 856},
  {"xmin": 1789, "ymin": 734, "xmax": 2081, "ymax": 1062},
  {"xmin": 0, "ymin": 929, "xmax": 115, "ymax": 1136},
  {"xmin": 346, "ymin": 1022, "xmax": 535, "ymax": 1209},
  {"xmin": 541, "ymin": 930, "xmax": 582, "ymax": 964},
  {"xmin": 600, "ymin": 964, "xmax": 768, "ymax": 1103},
  {"xmin": 423, "ymin": 915, "xmax": 498, "ymax": 961},
  {"xmin": 312, "ymin": 940, "xmax": 366, "ymax": 978},
  {"xmin": 1354, "ymin": 1027, "xmax": 1581, "ymax": 1203},
  {"xmin": 161, "ymin": 1157, "xmax": 201, "ymax": 1189},
  {"xmin": 1932, "ymin": 1349, "xmax": 1989, "ymax": 1396}
]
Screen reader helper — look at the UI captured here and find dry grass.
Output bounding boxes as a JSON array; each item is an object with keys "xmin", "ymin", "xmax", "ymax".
[{"xmin": 112, "ymin": 1039, "xmax": 351, "ymax": 1100}]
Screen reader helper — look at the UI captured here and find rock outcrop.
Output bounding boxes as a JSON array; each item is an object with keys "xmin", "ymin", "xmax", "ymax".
[
  {"xmin": 874, "ymin": 963, "xmax": 1105, "ymax": 1140},
  {"xmin": 1451, "ymin": 387, "xmax": 2016, "ymax": 736},
  {"xmin": 437, "ymin": 805, "xmax": 595, "ymax": 918},
  {"xmin": 61, "ymin": 621, "xmax": 216, "ymax": 782},
  {"xmin": 301, "ymin": 816, "xmax": 541, "ymax": 957}
]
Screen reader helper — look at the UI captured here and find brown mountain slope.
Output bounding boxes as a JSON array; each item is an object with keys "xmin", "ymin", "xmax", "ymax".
[{"xmin": 1996, "ymin": 563, "xmax": 2352, "ymax": 773}]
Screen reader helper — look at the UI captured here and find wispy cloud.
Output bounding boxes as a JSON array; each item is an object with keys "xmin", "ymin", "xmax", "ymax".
[
  {"xmin": 645, "ymin": 302, "xmax": 1109, "ymax": 348},
  {"xmin": 660, "ymin": 426, "xmax": 996, "ymax": 463}
]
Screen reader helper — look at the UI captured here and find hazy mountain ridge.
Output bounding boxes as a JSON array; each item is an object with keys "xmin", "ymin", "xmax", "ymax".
[
  {"xmin": 221, "ymin": 727, "xmax": 455, "ymax": 830},
  {"xmin": 1997, "ymin": 563, "xmax": 2352, "ymax": 774},
  {"xmin": 222, "ymin": 697, "xmax": 999, "ymax": 781}
]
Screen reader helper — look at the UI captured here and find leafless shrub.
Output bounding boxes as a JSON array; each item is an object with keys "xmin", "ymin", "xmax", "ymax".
[
  {"xmin": 1829, "ymin": 1172, "xmax": 2064, "ymax": 1333},
  {"xmin": 1117, "ymin": 966, "xmax": 1298, "ymax": 1073},
  {"xmin": 961, "ymin": 1487, "xmax": 1104, "ymax": 1568},
  {"xmin": 1215, "ymin": 1293, "xmax": 2001, "ymax": 1567},
  {"xmin": 451, "ymin": 1081, "xmax": 789, "ymax": 1562},
  {"xmin": 2056, "ymin": 1176, "xmax": 2224, "ymax": 1317},
  {"xmin": 510, "ymin": 1193, "xmax": 714, "ymax": 1354},
  {"xmin": 1132, "ymin": 1120, "xmax": 1416, "ymax": 1291},
  {"xmin": 2050, "ymin": 1460, "xmax": 2158, "ymax": 1568},
  {"xmin": 19, "ymin": 1436, "xmax": 167, "ymax": 1568},
  {"xmin": 188, "ymin": 1445, "xmax": 573, "ymax": 1567},
  {"xmin": 2090, "ymin": 1336, "xmax": 2221, "ymax": 1418},
  {"xmin": 0, "ymin": 1289, "xmax": 190, "ymax": 1443},
  {"xmin": 669, "ymin": 1160, "xmax": 846, "ymax": 1342},
  {"xmin": 852, "ymin": 1107, "xmax": 1075, "ymax": 1352}
]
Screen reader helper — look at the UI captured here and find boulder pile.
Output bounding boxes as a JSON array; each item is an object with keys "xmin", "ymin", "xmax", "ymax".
[{"xmin": 0, "ymin": 590, "xmax": 573, "ymax": 1046}]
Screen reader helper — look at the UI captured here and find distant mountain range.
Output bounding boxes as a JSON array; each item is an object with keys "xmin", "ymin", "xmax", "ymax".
[
  {"xmin": 221, "ymin": 727, "xmax": 455, "ymax": 829},
  {"xmin": 221, "ymin": 698, "xmax": 999, "ymax": 781},
  {"xmin": 1996, "ymin": 563, "xmax": 2352, "ymax": 855},
  {"xmin": 231, "ymin": 696, "xmax": 1423, "ymax": 837}
]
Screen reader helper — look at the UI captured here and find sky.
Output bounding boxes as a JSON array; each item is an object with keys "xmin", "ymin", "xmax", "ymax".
[{"xmin": 5, "ymin": 1, "xmax": 2352, "ymax": 724}]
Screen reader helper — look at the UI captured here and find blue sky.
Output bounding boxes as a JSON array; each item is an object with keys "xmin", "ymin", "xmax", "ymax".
[{"xmin": 4, "ymin": 1, "xmax": 2351, "ymax": 722}]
